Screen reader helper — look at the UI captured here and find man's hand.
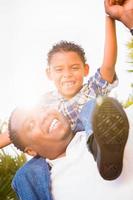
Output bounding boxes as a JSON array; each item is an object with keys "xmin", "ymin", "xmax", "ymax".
[{"xmin": 104, "ymin": 0, "xmax": 133, "ymax": 29}]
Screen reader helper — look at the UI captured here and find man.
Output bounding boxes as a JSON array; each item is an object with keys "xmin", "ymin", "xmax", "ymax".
[{"xmin": 9, "ymin": 97, "xmax": 133, "ymax": 200}]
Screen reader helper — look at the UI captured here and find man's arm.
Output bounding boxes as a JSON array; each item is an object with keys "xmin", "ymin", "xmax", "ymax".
[
  {"xmin": 0, "ymin": 131, "xmax": 11, "ymax": 148},
  {"xmin": 100, "ymin": 15, "xmax": 117, "ymax": 83},
  {"xmin": 105, "ymin": 0, "xmax": 133, "ymax": 30}
]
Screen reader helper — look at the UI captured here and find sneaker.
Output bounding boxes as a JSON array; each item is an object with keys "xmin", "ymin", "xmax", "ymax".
[{"xmin": 91, "ymin": 96, "xmax": 129, "ymax": 180}]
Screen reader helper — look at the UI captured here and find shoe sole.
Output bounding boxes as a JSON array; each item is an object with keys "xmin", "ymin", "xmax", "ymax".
[{"xmin": 92, "ymin": 96, "xmax": 129, "ymax": 180}]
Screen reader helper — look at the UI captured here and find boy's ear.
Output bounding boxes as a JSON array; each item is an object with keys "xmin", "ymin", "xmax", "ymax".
[
  {"xmin": 84, "ymin": 64, "xmax": 89, "ymax": 76},
  {"xmin": 24, "ymin": 147, "xmax": 38, "ymax": 157},
  {"xmin": 45, "ymin": 67, "xmax": 52, "ymax": 80}
]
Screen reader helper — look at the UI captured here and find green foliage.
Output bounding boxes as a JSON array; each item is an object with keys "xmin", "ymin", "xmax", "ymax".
[
  {"xmin": 0, "ymin": 148, "xmax": 27, "ymax": 200},
  {"xmin": 123, "ymin": 83, "xmax": 133, "ymax": 108},
  {"xmin": 124, "ymin": 38, "xmax": 133, "ymax": 108},
  {"xmin": 0, "ymin": 119, "xmax": 27, "ymax": 200},
  {"xmin": 126, "ymin": 39, "xmax": 133, "ymax": 72},
  {"xmin": 0, "ymin": 114, "xmax": 26, "ymax": 200},
  {"xmin": 123, "ymin": 95, "xmax": 133, "ymax": 108}
]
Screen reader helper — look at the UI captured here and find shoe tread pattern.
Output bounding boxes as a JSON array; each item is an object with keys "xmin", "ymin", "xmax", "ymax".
[{"xmin": 92, "ymin": 97, "xmax": 129, "ymax": 180}]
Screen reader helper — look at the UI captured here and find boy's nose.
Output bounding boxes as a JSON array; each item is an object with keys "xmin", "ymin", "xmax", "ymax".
[{"xmin": 63, "ymin": 69, "xmax": 72, "ymax": 77}]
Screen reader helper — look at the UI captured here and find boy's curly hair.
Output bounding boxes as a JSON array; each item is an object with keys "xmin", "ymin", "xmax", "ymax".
[{"xmin": 47, "ymin": 40, "xmax": 87, "ymax": 65}]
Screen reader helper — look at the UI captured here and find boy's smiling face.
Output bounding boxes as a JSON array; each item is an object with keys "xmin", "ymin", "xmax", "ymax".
[{"xmin": 47, "ymin": 51, "xmax": 89, "ymax": 100}]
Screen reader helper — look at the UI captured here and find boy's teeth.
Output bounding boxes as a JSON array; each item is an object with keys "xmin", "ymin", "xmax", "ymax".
[{"xmin": 64, "ymin": 82, "xmax": 74, "ymax": 87}]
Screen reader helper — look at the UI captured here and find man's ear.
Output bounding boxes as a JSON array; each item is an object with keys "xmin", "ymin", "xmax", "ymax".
[
  {"xmin": 24, "ymin": 147, "xmax": 38, "ymax": 157},
  {"xmin": 84, "ymin": 64, "xmax": 89, "ymax": 77},
  {"xmin": 45, "ymin": 67, "xmax": 52, "ymax": 80}
]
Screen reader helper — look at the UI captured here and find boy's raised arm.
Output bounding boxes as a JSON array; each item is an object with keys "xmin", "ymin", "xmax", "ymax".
[{"xmin": 100, "ymin": 14, "xmax": 117, "ymax": 83}]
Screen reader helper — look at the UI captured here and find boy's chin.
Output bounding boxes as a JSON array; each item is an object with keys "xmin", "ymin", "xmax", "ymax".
[{"xmin": 61, "ymin": 91, "xmax": 78, "ymax": 99}]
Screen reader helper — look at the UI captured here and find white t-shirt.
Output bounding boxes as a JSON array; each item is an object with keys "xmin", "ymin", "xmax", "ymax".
[{"xmin": 47, "ymin": 105, "xmax": 133, "ymax": 200}]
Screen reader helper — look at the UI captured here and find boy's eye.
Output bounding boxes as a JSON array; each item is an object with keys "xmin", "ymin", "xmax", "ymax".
[{"xmin": 72, "ymin": 65, "xmax": 80, "ymax": 70}]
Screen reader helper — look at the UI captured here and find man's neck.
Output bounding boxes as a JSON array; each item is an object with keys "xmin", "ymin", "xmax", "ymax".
[{"xmin": 55, "ymin": 133, "xmax": 75, "ymax": 159}]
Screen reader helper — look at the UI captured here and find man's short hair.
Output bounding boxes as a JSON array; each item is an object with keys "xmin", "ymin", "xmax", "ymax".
[{"xmin": 8, "ymin": 109, "xmax": 25, "ymax": 152}]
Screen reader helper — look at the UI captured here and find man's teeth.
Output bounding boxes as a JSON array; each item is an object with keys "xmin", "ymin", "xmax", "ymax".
[{"xmin": 49, "ymin": 119, "xmax": 59, "ymax": 133}]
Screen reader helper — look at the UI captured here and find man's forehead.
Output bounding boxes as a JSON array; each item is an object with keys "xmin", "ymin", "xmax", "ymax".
[
  {"xmin": 11, "ymin": 107, "xmax": 36, "ymax": 129},
  {"xmin": 11, "ymin": 104, "xmax": 49, "ymax": 126}
]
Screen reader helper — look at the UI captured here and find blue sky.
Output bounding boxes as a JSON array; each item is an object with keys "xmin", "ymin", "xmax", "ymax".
[{"xmin": 0, "ymin": 0, "xmax": 132, "ymax": 119}]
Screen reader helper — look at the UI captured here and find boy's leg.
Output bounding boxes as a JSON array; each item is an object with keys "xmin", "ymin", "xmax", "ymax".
[
  {"xmin": 12, "ymin": 156, "xmax": 53, "ymax": 200},
  {"xmin": 79, "ymin": 96, "xmax": 129, "ymax": 180},
  {"xmin": 74, "ymin": 99, "xmax": 96, "ymax": 134}
]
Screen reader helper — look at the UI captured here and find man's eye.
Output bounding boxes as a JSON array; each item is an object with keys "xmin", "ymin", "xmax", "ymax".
[{"xmin": 55, "ymin": 68, "xmax": 62, "ymax": 72}]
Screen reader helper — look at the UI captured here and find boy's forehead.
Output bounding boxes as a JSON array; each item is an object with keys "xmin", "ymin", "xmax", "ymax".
[{"xmin": 49, "ymin": 51, "xmax": 82, "ymax": 65}]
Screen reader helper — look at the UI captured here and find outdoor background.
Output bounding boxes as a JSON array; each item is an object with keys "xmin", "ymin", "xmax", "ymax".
[
  {"xmin": 0, "ymin": 0, "xmax": 133, "ymax": 121},
  {"xmin": 0, "ymin": 1, "xmax": 133, "ymax": 199}
]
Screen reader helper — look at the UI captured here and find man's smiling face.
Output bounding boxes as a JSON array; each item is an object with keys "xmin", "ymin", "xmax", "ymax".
[{"xmin": 10, "ymin": 106, "xmax": 73, "ymax": 159}]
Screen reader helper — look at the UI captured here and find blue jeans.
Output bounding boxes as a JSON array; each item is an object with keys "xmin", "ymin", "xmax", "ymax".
[
  {"xmin": 74, "ymin": 99, "xmax": 95, "ymax": 134},
  {"xmin": 12, "ymin": 100, "xmax": 95, "ymax": 200},
  {"xmin": 12, "ymin": 156, "xmax": 53, "ymax": 200}
]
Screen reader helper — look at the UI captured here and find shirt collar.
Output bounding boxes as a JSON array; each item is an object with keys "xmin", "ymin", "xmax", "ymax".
[{"xmin": 57, "ymin": 84, "xmax": 88, "ymax": 102}]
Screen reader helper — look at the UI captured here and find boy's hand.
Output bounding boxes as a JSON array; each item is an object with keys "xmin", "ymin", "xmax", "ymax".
[{"xmin": 104, "ymin": 0, "xmax": 133, "ymax": 29}]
